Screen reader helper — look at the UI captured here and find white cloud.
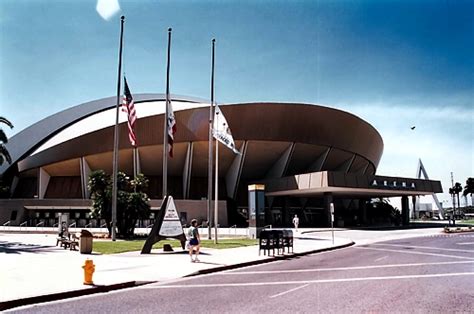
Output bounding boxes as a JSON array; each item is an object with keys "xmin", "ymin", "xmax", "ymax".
[{"xmin": 332, "ymin": 101, "xmax": 473, "ymax": 203}]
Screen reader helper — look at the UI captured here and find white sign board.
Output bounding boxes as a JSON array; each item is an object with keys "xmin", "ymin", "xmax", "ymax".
[{"xmin": 159, "ymin": 196, "xmax": 184, "ymax": 237}]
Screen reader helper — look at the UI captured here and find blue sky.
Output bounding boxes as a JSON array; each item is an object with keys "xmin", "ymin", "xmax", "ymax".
[{"xmin": 0, "ymin": 0, "xmax": 472, "ymax": 205}]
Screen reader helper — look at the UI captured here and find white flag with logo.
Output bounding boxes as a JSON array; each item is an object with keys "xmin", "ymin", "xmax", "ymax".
[
  {"xmin": 213, "ymin": 104, "xmax": 240, "ymax": 154},
  {"xmin": 167, "ymin": 100, "xmax": 177, "ymax": 158}
]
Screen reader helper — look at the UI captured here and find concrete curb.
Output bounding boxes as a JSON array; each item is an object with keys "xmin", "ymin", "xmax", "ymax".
[
  {"xmin": 0, "ymin": 281, "xmax": 154, "ymax": 311},
  {"xmin": 443, "ymin": 227, "xmax": 474, "ymax": 233},
  {"xmin": 185, "ymin": 241, "xmax": 355, "ymax": 277}
]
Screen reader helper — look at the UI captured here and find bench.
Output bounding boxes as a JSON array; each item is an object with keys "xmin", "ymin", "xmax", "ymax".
[{"xmin": 56, "ymin": 234, "xmax": 79, "ymax": 251}]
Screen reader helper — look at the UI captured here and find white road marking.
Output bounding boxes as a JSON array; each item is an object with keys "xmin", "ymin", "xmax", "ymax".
[
  {"xmin": 269, "ymin": 284, "xmax": 309, "ymax": 298},
  {"xmin": 427, "ymin": 234, "xmax": 474, "ymax": 238},
  {"xmin": 457, "ymin": 242, "xmax": 474, "ymax": 246},
  {"xmin": 374, "ymin": 256, "xmax": 388, "ymax": 262},
  {"xmin": 371, "ymin": 243, "xmax": 474, "ymax": 253},
  {"xmin": 142, "ymin": 272, "xmax": 474, "ymax": 289},
  {"xmin": 221, "ymin": 260, "xmax": 474, "ymax": 275},
  {"xmin": 355, "ymin": 246, "xmax": 474, "ymax": 260}
]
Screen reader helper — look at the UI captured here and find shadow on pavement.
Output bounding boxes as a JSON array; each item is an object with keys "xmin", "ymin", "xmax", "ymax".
[
  {"xmin": 342, "ymin": 221, "xmax": 465, "ymax": 231},
  {"xmin": 145, "ymin": 250, "xmax": 212, "ymax": 256},
  {"xmin": 0, "ymin": 241, "xmax": 62, "ymax": 254},
  {"xmin": 194, "ymin": 261, "xmax": 225, "ymax": 266}
]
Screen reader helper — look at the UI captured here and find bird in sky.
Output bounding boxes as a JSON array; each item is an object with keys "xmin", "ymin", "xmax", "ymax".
[{"xmin": 411, "ymin": 126, "xmax": 416, "ymax": 130}]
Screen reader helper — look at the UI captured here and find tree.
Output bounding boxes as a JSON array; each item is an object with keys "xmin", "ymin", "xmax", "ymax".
[
  {"xmin": 453, "ymin": 182, "xmax": 463, "ymax": 209},
  {"xmin": 88, "ymin": 170, "xmax": 112, "ymax": 233},
  {"xmin": 369, "ymin": 198, "xmax": 401, "ymax": 226},
  {"xmin": 449, "ymin": 187, "xmax": 456, "ymax": 211},
  {"xmin": 88, "ymin": 170, "xmax": 150, "ymax": 238},
  {"xmin": 463, "ymin": 177, "xmax": 474, "ymax": 206},
  {"xmin": 116, "ymin": 173, "xmax": 151, "ymax": 237},
  {"xmin": 0, "ymin": 117, "xmax": 14, "ymax": 166}
]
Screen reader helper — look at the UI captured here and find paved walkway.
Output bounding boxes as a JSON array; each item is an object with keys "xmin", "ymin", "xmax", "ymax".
[{"xmin": 0, "ymin": 225, "xmax": 449, "ymax": 310}]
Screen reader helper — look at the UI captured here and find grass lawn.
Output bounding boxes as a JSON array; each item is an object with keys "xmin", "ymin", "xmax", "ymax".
[{"xmin": 92, "ymin": 238, "xmax": 258, "ymax": 254}]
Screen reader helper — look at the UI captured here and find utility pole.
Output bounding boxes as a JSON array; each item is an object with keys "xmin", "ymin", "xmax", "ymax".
[{"xmin": 450, "ymin": 172, "xmax": 456, "ymax": 226}]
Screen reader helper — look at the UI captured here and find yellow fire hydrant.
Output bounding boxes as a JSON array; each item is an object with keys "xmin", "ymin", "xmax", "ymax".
[{"xmin": 82, "ymin": 259, "xmax": 95, "ymax": 285}]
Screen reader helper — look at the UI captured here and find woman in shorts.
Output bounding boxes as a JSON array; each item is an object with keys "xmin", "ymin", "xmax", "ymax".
[{"xmin": 188, "ymin": 219, "xmax": 201, "ymax": 262}]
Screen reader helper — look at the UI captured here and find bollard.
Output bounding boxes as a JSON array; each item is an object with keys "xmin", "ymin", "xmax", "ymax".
[{"xmin": 82, "ymin": 259, "xmax": 95, "ymax": 285}]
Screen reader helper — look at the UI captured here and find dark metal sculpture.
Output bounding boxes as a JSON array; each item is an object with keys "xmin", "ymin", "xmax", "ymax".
[{"xmin": 141, "ymin": 195, "xmax": 186, "ymax": 254}]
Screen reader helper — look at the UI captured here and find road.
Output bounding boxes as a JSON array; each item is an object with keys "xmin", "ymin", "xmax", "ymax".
[{"xmin": 10, "ymin": 233, "xmax": 474, "ymax": 313}]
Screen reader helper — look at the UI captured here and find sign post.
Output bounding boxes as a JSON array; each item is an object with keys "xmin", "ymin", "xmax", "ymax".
[
  {"xmin": 330, "ymin": 202, "xmax": 335, "ymax": 245},
  {"xmin": 248, "ymin": 184, "xmax": 265, "ymax": 239}
]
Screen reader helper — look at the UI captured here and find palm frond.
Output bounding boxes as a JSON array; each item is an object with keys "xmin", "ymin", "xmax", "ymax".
[
  {"xmin": 0, "ymin": 145, "xmax": 12, "ymax": 165},
  {"xmin": 0, "ymin": 129, "xmax": 8, "ymax": 144},
  {"xmin": 0, "ymin": 117, "xmax": 13, "ymax": 129}
]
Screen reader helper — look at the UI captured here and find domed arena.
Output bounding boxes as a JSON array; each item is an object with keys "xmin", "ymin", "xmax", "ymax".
[{"xmin": 0, "ymin": 94, "xmax": 442, "ymax": 229}]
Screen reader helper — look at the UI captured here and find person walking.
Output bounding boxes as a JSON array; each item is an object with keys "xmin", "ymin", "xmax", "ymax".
[
  {"xmin": 188, "ymin": 219, "xmax": 201, "ymax": 262},
  {"xmin": 292, "ymin": 214, "xmax": 299, "ymax": 232}
]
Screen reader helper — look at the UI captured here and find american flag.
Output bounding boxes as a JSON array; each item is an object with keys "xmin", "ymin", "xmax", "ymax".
[
  {"xmin": 122, "ymin": 77, "xmax": 137, "ymax": 147},
  {"xmin": 167, "ymin": 100, "xmax": 177, "ymax": 157}
]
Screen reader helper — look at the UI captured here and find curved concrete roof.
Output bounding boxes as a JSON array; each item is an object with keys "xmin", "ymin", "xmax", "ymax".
[
  {"xmin": 5, "ymin": 95, "xmax": 386, "ymax": 203},
  {"xmin": 16, "ymin": 101, "xmax": 384, "ymax": 178},
  {"xmin": 1, "ymin": 94, "xmax": 207, "ymax": 176}
]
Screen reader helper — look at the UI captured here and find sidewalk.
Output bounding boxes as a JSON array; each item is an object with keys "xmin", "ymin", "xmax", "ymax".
[
  {"xmin": 1, "ymin": 225, "xmax": 452, "ymax": 310},
  {"xmin": 0, "ymin": 229, "xmax": 353, "ymax": 310}
]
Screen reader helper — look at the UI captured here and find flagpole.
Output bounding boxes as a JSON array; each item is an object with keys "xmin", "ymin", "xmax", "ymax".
[
  {"xmin": 133, "ymin": 147, "xmax": 138, "ymax": 179},
  {"xmin": 214, "ymin": 111, "xmax": 219, "ymax": 244},
  {"xmin": 163, "ymin": 27, "xmax": 172, "ymax": 199},
  {"xmin": 111, "ymin": 15, "xmax": 125, "ymax": 242},
  {"xmin": 207, "ymin": 38, "xmax": 215, "ymax": 239}
]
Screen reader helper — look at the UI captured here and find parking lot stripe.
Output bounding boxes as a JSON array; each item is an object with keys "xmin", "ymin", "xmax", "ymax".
[
  {"xmin": 143, "ymin": 272, "xmax": 474, "ymax": 289},
  {"xmin": 355, "ymin": 246, "xmax": 474, "ymax": 260},
  {"xmin": 371, "ymin": 243, "xmax": 474, "ymax": 253},
  {"xmin": 269, "ymin": 284, "xmax": 309, "ymax": 298},
  {"xmin": 374, "ymin": 256, "xmax": 388, "ymax": 262},
  {"xmin": 221, "ymin": 260, "xmax": 474, "ymax": 275}
]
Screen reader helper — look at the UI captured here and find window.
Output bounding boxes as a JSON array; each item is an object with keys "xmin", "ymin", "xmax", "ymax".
[
  {"xmin": 10, "ymin": 211, "xmax": 17, "ymax": 221},
  {"xmin": 180, "ymin": 212, "xmax": 187, "ymax": 225}
]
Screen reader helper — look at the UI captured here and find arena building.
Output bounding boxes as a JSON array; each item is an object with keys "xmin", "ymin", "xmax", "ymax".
[{"xmin": 0, "ymin": 94, "xmax": 442, "ymax": 228}]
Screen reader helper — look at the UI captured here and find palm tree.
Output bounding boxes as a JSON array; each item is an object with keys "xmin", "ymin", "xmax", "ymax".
[
  {"xmin": 0, "ymin": 117, "xmax": 14, "ymax": 165},
  {"xmin": 463, "ymin": 177, "xmax": 474, "ymax": 206},
  {"xmin": 449, "ymin": 187, "xmax": 456, "ymax": 211},
  {"xmin": 454, "ymin": 182, "xmax": 463, "ymax": 209}
]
